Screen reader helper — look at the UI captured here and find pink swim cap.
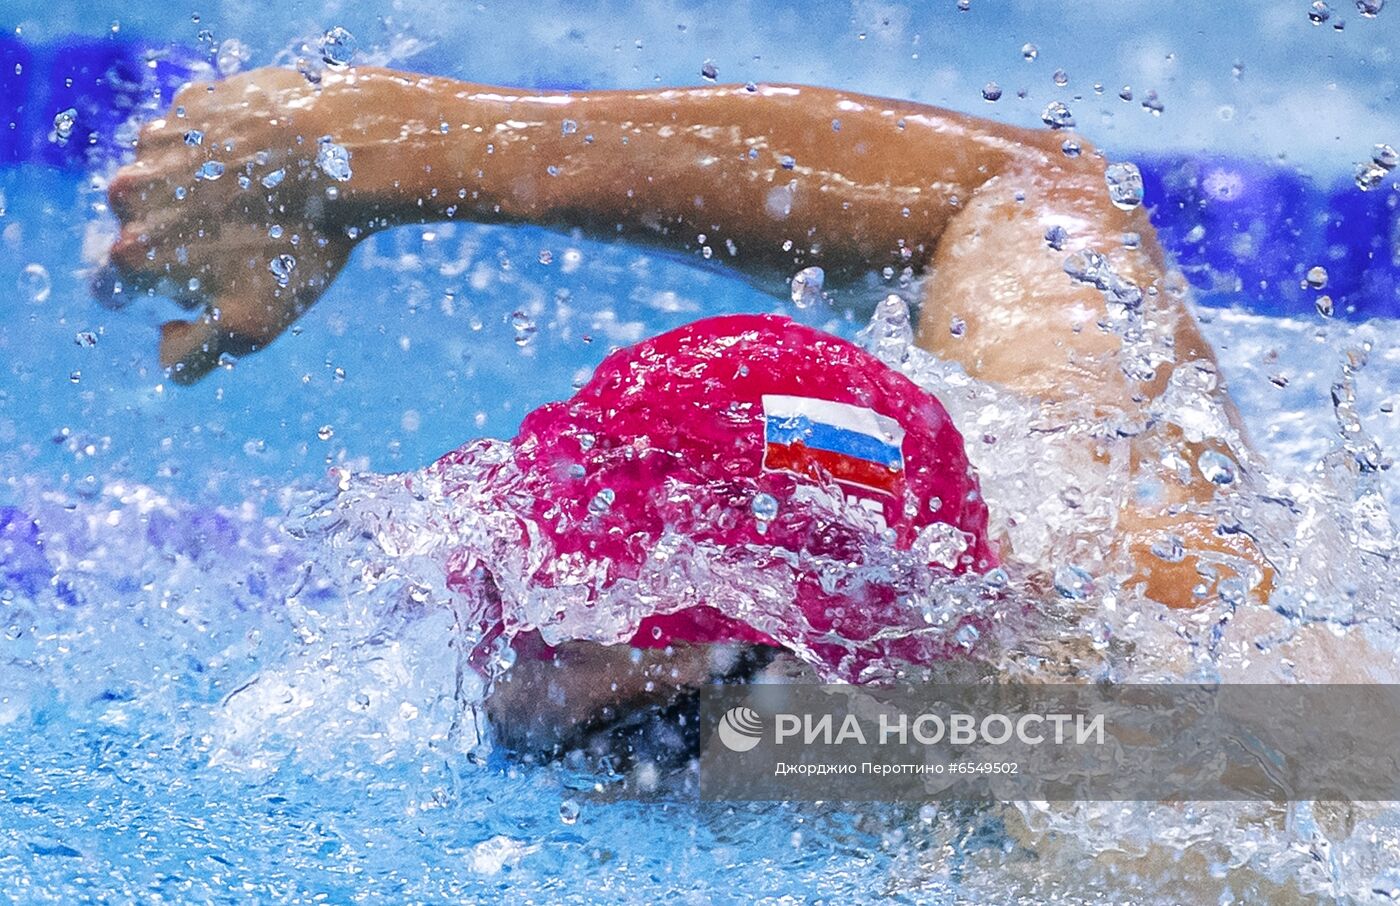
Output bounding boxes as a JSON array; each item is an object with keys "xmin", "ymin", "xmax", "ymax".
[{"xmin": 455, "ymin": 314, "xmax": 995, "ymax": 674}]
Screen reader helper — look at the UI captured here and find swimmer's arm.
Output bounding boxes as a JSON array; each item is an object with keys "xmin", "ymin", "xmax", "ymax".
[
  {"xmin": 328, "ymin": 67, "xmax": 1068, "ymax": 290},
  {"xmin": 108, "ymin": 65, "xmax": 1078, "ymax": 380}
]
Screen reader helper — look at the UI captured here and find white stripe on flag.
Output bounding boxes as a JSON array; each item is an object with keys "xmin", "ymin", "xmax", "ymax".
[{"xmin": 761, "ymin": 394, "xmax": 905, "ymax": 445}]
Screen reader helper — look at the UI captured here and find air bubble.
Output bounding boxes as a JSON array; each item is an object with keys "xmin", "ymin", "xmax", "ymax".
[
  {"xmin": 1316, "ymin": 295, "xmax": 1335, "ymax": 318},
  {"xmin": 196, "ymin": 160, "xmax": 225, "ymax": 181},
  {"xmin": 559, "ymin": 799, "xmax": 581, "ymax": 825},
  {"xmin": 74, "ymin": 331, "xmax": 97, "ymax": 348},
  {"xmin": 700, "ymin": 59, "xmax": 718, "ymax": 81},
  {"xmin": 1374, "ymin": 144, "xmax": 1399, "ymax": 169},
  {"xmin": 1356, "ymin": 0, "xmax": 1384, "ymax": 16},
  {"xmin": 1044, "ymin": 225, "xmax": 1068, "ymax": 250},
  {"xmin": 1052, "ymin": 68, "xmax": 1069, "ymax": 86},
  {"xmin": 981, "ymin": 82, "xmax": 1002, "ymax": 102},
  {"xmin": 317, "ymin": 425, "xmax": 334, "ymax": 441},
  {"xmin": 1021, "ymin": 43, "xmax": 1038, "ymax": 61},
  {"xmin": 1309, "ymin": 1, "xmax": 1332, "ymax": 23},
  {"xmin": 183, "ymin": 129, "xmax": 203, "ymax": 146},
  {"xmin": 1304, "ymin": 265, "xmax": 1328, "ymax": 290},
  {"xmin": 261, "ymin": 168, "xmax": 286, "ymax": 189}
]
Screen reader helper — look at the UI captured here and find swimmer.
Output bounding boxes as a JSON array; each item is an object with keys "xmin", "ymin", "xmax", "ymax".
[{"xmin": 105, "ymin": 66, "xmax": 1277, "ymax": 750}]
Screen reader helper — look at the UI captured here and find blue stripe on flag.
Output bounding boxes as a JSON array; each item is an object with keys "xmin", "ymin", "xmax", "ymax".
[{"xmin": 764, "ymin": 416, "xmax": 903, "ymax": 469}]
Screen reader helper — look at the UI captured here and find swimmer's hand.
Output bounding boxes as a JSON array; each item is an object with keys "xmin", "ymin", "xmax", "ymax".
[{"xmin": 106, "ymin": 67, "xmax": 363, "ymax": 383}]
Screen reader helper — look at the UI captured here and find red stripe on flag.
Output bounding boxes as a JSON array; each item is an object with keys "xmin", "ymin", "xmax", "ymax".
[{"xmin": 764, "ymin": 442, "xmax": 903, "ymax": 495}]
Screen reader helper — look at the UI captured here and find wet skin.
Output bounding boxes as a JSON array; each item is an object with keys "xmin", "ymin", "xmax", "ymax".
[{"xmin": 105, "ymin": 67, "xmax": 1275, "ymax": 745}]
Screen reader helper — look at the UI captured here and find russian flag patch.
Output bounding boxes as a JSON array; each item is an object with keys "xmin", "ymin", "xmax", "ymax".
[{"xmin": 761, "ymin": 394, "xmax": 906, "ymax": 498}]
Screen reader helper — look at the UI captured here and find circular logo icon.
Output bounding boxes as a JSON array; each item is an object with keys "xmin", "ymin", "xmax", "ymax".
[{"xmin": 717, "ymin": 706, "xmax": 764, "ymax": 753}]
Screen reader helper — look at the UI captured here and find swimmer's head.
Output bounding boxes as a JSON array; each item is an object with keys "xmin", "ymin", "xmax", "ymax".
[{"xmin": 471, "ymin": 314, "xmax": 996, "ymax": 675}]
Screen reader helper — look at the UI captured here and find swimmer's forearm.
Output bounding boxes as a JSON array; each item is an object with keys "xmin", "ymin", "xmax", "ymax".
[{"xmin": 328, "ymin": 67, "xmax": 1067, "ymax": 289}]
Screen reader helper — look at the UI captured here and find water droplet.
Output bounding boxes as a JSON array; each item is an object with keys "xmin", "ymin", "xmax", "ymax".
[
  {"xmin": 914, "ymin": 522, "xmax": 969, "ymax": 569},
  {"xmin": 948, "ymin": 316, "xmax": 966, "ymax": 338},
  {"xmin": 195, "ymin": 160, "xmax": 225, "ymax": 181},
  {"xmin": 789, "ymin": 266, "xmax": 825, "ymax": 308},
  {"xmin": 511, "ymin": 311, "xmax": 536, "ymax": 346},
  {"xmin": 268, "ymin": 254, "xmax": 297, "ymax": 287},
  {"xmin": 1043, "ymin": 224, "xmax": 1068, "ymax": 250},
  {"xmin": 74, "ymin": 330, "xmax": 97, "ymax": 348},
  {"xmin": 856, "ymin": 294, "xmax": 914, "ymax": 366},
  {"xmin": 700, "ymin": 59, "xmax": 718, "ymax": 81},
  {"xmin": 1053, "ymin": 564, "xmax": 1093, "ymax": 600},
  {"xmin": 68, "ymin": 370, "xmax": 81, "ymax": 384},
  {"xmin": 1316, "ymin": 294, "xmax": 1335, "ymax": 317},
  {"xmin": 559, "ymin": 799, "xmax": 581, "ymax": 825},
  {"xmin": 1356, "ymin": 0, "xmax": 1384, "ymax": 16},
  {"xmin": 1197, "ymin": 449, "xmax": 1237, "ymax": 485},
  {"xmin": 1371, "ymin": 143, "xmax": 1398, "ymax": 170},
  {"xmin": 1118, "ymin": 85, "xmax": 1133, "ymax": 101},
  {"xmin": 316, "ymin": 137, "xmax": 352, "ymax": 182},
  {"xmin": 1354, "ymin": 161, "xmax": 1387, "ymax": 191},
  {"xmin": 217, "ymin": 38, "xmax": 249, "ymax": 76},
  {"xmin": 981, "ymin": 82, "xmax": 1002, "ymax": 102},
  {"xmin": 1052, "ymin": 68, "xmax": 1069, "ymax": 86},
  {"xmin": 268, "ymin": 224, "xmax": 284, "ymax": 239},
  {"xmin": 317, "ymin": 425, "xmax": 334, "ymax": 441},
  {"xmin": 261, "ymin": 168, "xmax": 286, "ymax": 189},
  {"xmin": 51, "ymin": 107, "xmax": 76, "ymax": 145},
  {"xmin": 319, "ymin": 26, "xmax": 356, "ymax": 67},
  {"xmin": 1309, "ymin": 1, "xmax": 1332, "ymax": 23},
  {"xmin": 1149, "ymin": 534, "xmax": 1186, "ymax": 563},
  {"xmin": 957, "ymin": 0, "xmax": 971, "ymax": 10},
  {"xmin": 1040, "ymin": 101, "xmax": 1075, "ymax": 129},
  {"xmin": 183, "ymin": 129, "xmax": 203, "ymax": 146},
  {"xmin": 1061, "ymin": 138, "xmax": 1081, "ymax": 158},
  {"xmin": 1304, "ymin": 265, "xmax": 1329, "ymax": 289},
  {"xmin": 780, "ymin": 154, "xmax": 796, "ymax": 170},
  {"xmin": 588, "ymin": 488, "xmax": 615, "ymax": 516},
  {"xmin": 1021, "ymin": 42, "xmax": 1038, "ymax": 61},
  {"xmin": 953, "ymin": 623, "xmax": 980, "ymax": 648},
  {"xmin": 1104, "ymin": 161, "xmax": 1144, "ymax": 210},
  {"xmin": 751, "ymin": 492, "xmax": 780, "ymax": 522},
  {"xmin": 19, "ymin": 263, "xmax": 51, "ymax": 302}
]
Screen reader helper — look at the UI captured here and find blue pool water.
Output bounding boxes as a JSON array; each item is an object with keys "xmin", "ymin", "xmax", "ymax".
[{"xmin": 3, "ymin": 1, "xmax": 1400, "ymax": 902}]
